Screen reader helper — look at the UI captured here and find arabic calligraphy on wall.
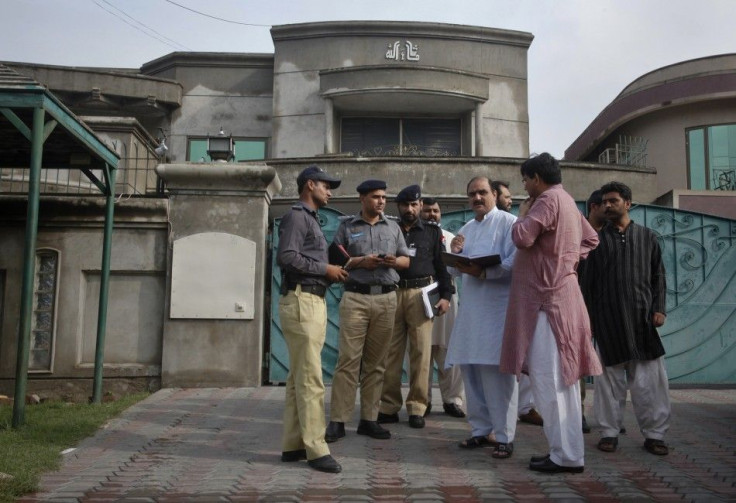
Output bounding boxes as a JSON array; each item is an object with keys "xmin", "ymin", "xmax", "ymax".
[{"xmin": 385, "ymin": 40, "xmax": 420, "ymax": 62}]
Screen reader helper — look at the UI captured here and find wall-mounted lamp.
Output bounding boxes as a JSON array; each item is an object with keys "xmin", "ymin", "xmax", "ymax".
[
  {"xmin": 207, "ymin": 127, "xmax": 234, "ymax": 162},
  {"xmin": 154, "ymin": 138, "xmax": 168, "ymax": 157}
]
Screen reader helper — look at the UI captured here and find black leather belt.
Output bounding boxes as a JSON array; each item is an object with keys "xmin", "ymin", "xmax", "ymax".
[
  {"xmin": 397, "ymin": 276, "xmax": 434, "ymax": 289},
  {"xmin": 344, "ymin": 283, "xmax": 397, "ymax": 295},
  {"xmin": 286, "ymin": 282, "xmax": 327, "ymax": 298}
]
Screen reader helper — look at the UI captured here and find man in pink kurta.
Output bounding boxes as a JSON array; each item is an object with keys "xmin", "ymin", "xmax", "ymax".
[{"xmin": 500, "ymin": 153, "xmax": 602, "ymax": 474}]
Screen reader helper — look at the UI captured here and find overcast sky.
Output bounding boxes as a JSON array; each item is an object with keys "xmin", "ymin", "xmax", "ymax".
[{"xmin": 1, "ymin": 0, "xmax": 734, "ymax": 158}]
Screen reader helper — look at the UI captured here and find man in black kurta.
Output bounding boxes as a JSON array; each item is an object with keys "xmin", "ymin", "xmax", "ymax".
[{"xmin": 581, "ymin": 181, "xmax": 671, "ymax": 456}]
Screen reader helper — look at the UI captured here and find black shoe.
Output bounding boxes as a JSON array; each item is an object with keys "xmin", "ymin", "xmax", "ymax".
[
  {"xmin": 356, "ymin": 419, "xmax": 391, "ymax": 439},
  {"xmin": 408, "ymin": 415, "xmax": 425, "ymax": 429},
  {"xmin": 377, "ymin": 412, "xmax": 399, "ymax": 424},
  {"xmin": 324, "ymin": 421, "xmax": 345, "ymax": 443},
  {"xmin": 443, "ymin": 403, "xmax": 466, "ymax": 418},
  {"xmin": 529, "ymin": 457, "xmax": 584, "ymax": 473},
  {"xmin": 530, "ymin": 453, "xmax": 550, "ymax": 464},
  {"xmin": 620, "ymin": 427, "xmax": 627, "ymax": 434},
  {"xmin": 424, "ymin": 403, "xmax": 432, "ymax": 417},
  {"xmin": 582, "ymin": 415, "xmax": 591, "ymax": 434},
  {"xmin": 307, "ymin": 455, "xmax": 342, "ymax": 473},
  {"xmin": 281, "ymin": 449, "xmax": 307, "ymax": 462}
]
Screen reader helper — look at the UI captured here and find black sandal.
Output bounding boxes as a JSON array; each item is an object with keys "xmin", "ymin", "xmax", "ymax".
[
  {"xmin": 492, "ymin": 442, "xmax": 514, "ymax": 459},
  {"xmin": 458, "ymin": 435, "xmax": 498, "ymax": 449},
  {"xmin": 597, "ymin": 437, "xmax": 618, "ymax": 453},
  {"xmin": 644, "ymin": 438, "xmax": 669, "ymax": 456}
]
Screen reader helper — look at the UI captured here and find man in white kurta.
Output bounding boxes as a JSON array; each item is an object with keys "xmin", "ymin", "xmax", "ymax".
[
  {"xmin": 446, "ymin": 176, "xmax": 518, "ymax": 457},
  {"xmin": 421, "ymin": 198, "xmax": 465, "ymax": 418}
]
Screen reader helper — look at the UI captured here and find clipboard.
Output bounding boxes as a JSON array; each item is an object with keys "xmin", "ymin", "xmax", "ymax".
[
  {"xmin": 440, "ymin": 251, "xmax": 501, "ymax": 268},
  {"xmin": 420, "ymin": 281, "xmax": 441, "ymax": 319}
]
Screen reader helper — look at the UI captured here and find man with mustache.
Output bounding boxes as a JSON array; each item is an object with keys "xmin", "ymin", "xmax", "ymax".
[
  {"xmin": 581, "ymin": 181, "xmax": 671, "ymax": 457},
  {"xmin": 445, "ymin": 176, "xmax": 519, "ymax": 459},
  {"xmin": 378, "ymin": 186, "xmax": 453, "ymax": 429},
  {"xmin": 325, "ymin": 179, "xmax": 411, "ymax": 443}
]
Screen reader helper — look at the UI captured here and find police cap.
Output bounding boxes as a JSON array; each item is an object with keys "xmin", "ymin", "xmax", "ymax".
[
  {"xmin": 395, "ymin": 184, "xmax": 421, "ymax": 203},
  {"xmin": 297, "ymin": 165, "xmax": 341, "ymax": 189},
  {"xmin": 356, "ymin": 179, "xmax": 387, "ymax": 194}
]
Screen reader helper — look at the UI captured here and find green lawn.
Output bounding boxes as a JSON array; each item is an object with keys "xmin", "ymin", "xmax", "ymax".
[{"xmin": 0, "ymin": 392, "xmax": 149, "ymax": 503}]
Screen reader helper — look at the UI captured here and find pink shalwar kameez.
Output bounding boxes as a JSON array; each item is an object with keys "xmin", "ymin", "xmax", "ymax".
[{"xmin": 500, "ymin": 184, "xmax": 602, "ymax": 468}]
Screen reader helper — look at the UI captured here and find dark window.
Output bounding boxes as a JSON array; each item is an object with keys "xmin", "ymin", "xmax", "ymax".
[{"xmin": 341, "ymin": 118, "xmax": 461, "ymax": 156}]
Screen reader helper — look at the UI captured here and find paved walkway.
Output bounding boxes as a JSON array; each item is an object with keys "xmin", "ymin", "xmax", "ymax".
[{"xmin": 19, "ymin": 386, "xmax": 736, "ymax": 502}]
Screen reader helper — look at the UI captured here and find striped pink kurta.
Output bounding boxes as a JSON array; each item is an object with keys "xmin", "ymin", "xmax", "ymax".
[{"xmin": 500, "ymin": 184, "xmax": 603, "ymax": 386}]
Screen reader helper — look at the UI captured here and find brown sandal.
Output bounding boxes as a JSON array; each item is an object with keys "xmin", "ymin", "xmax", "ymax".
[{"xmin": 597, "ymin": 437, "xmax": 618, "ymax": 452}]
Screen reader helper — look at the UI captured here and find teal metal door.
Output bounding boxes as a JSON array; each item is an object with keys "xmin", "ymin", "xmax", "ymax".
[
  {"xmin": 632, "ymin": 206, "xmax": 736, "ymax": 383},
  {"xmin": 268, "ymin": 205, "xmax": 736, "ymax": 384},
  {"xmin": 269, "ymin": 207, "xmax": 346, "ymax": 383}
]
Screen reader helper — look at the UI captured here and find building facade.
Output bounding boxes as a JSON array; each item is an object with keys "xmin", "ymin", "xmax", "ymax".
[
  {"xmin": 2, "ymin": 21, "xmax": 685, "ymax": 397},
  {"xmin": 565, "ymin": 54, "xmax": 736, "ymax": 219}
]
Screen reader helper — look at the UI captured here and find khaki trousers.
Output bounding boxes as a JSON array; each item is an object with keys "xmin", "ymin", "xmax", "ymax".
[
  {"xmin": 380, "ymin": 287, "xmax": 432, "ymax": 416},
  {"xmin": 279, "ymin": 286, "xmax": 330, "ymax": 460},
  {"xmin": 329, "ymin": 290, "xmax": 397, "ymax": 423}
]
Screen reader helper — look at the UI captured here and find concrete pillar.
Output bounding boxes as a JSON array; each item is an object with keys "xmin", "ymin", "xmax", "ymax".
[
  {"xmin": 155, "ymin": 162, "xmax": 281, "ymax": 387},
  {"xmin": 475, "ymin": 103, "xmax": 483, "ymax": 157},
  {"xmin": 324, "ymin": 98, "xmax": 335, "ymax": 154}
]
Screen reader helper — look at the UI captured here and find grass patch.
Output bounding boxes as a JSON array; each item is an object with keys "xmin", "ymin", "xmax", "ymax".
[{"xmin": 0, "ymin": 392, "xmax": 149, "ymax": 503}]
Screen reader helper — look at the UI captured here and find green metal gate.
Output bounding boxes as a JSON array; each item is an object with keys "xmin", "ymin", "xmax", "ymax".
[{"xmin": 268, "ymin": 205, "xmax": 736, "ymax": 384}]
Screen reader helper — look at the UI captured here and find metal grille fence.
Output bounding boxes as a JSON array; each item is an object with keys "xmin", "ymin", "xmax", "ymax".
[{"xmin": 0, "ymin": 155, "xmax": 163, "ymax": 196}]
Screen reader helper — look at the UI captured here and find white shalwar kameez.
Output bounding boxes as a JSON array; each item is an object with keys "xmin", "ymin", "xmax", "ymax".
[{"xmin": 446, "ymin": 208, "xmax": 518, "ymax": 443}]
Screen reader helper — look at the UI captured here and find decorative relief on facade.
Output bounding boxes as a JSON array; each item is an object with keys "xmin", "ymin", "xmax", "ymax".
[
  {"xmin": 385, "ymin": 40, "xmax": 420, "ymax": 62},
  {"xmin": 30, "ymin": 249, "xmax": 59, "ymax": 371}
]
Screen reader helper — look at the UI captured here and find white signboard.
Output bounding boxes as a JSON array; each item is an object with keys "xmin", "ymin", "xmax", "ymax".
[{"xmin": 170, "ymin": 232, "xmax": 256, "ymax": 319}]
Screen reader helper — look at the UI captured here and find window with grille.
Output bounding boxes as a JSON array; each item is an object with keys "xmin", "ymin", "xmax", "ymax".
[
  {"xmin": 30, "ymin": 249, "xmax": 59, "ymax": 372},
  {"xmin": 341, "ymin": 118, "xmax": 461, "ymax": 156}
]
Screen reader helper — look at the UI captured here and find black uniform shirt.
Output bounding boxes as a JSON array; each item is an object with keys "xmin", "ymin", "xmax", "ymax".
[
  {"xmin": 277, "ymin": 202, "xmax": 329, "ymax": 287},
  {"xmin": 399, "ymin": 219, "xmax": 454, "ymax": 301}
]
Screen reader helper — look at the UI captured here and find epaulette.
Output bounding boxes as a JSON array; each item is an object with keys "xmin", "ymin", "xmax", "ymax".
[
  {"xmin": 338, "ymin": 215, "xmax": 354, "ymax": 222},
  {"xmin": 385, "ymin": 214, "xmax": 400, "ymax": 221},
  {"xmin": 291, "ymin": 204, "xmax": 305, "ymax": 211},
  {"xmin": 424, "ymin": 219, "xmax": 440, "ymax": 227}
]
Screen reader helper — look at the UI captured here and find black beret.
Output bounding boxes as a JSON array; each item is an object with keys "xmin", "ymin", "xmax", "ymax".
[
  {"xmin": 396, "ymin": 184, "xmax": 421, "ymax": 203},
  {"xmin": 297, "ymin": 165, "xmax": 341, "ymax": 189},
  {"xmin": 356, "ymin": 179, "xmax": 387, "ymax": 194}
]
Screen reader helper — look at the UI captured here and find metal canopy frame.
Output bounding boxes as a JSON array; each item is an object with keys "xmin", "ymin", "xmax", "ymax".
[{"xmin": 0, "ymin": 66, "xmax": 120, "ymax": 427}]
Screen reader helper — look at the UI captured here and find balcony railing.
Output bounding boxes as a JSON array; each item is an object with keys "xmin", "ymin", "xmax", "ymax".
[{"xmin": 0, "ymin": 157, "xmax": 164, "ymax": 196}]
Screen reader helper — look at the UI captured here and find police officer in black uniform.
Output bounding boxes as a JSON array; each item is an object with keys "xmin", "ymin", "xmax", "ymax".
[{"xmin": 377, "ymin": 185, "xmax": 454, "ymax": 428}]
